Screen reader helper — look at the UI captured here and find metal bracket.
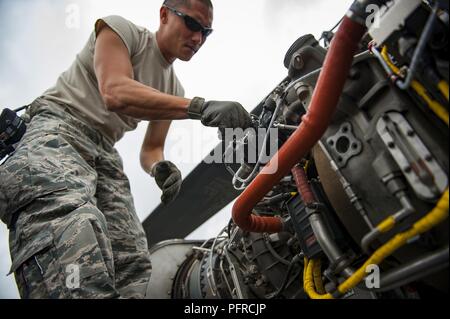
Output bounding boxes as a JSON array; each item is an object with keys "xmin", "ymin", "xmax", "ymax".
[
  {"xmin": 376, "ymin": 112, "xmax": 448, "ymax": 200},
  {"xmin": 326, "ymin": 122, "xmax": 363, "ymax": 168}
]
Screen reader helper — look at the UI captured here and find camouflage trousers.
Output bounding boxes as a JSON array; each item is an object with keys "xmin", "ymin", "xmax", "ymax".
[{"xmin": 0, "ymin": 99, "xmax": 152, "ymax": 298}]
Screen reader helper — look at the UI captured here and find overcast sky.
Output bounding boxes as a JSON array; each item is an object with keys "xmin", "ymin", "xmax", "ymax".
[{"xmin": 0, "ymin": 0, "xmax": 353, "ymax": 299}]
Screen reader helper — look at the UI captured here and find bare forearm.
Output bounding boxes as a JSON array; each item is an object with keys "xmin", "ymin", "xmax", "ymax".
[
  {"xmin": 102, "ymin": 77, "xmax": 190, "ymax": 121},
  {"xmin": 140, "ymin": 147, "xmax": 164, "ymax": 174}
]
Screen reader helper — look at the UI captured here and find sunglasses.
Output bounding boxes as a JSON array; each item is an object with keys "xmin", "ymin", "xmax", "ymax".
[{"xmin": 164, "ymin": 5, "xmax": 213, "ymax": 38}]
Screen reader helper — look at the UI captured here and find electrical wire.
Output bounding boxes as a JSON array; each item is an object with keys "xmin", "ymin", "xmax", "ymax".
[
  {"xmin": 380, "ymin": 46, "xmax": 449, "ymax": 126},
  {"xmin": 438, "ymin": 80, "xmax": 449, "ymax": 101},
  {"xmin": 304, "ymin": 189, "xmax": 449, "ymax": 299}
]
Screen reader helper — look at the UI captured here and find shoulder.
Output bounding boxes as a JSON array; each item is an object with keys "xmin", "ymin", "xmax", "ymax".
[
  {"xmin": 96, "ymin": 15, "xmax": 150, "ymax": 37},
  {"xmin": 95, "ymin": 15, "xmax": 150, "ymax": 55}
]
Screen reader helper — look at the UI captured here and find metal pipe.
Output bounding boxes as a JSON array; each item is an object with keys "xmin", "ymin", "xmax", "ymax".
[
  {"xmin": 360, "ymin": 245, "xmax": 449, "ymax": 292},
  {"xmin": 274, "ymin": 123, "xmax": 299, "ymax": 131},
  {"xmin": 232, "ymin": 15, "xmax": 367, "ymax": 234},
  {"xmin": 378, "ymin": 245, "xmax": 449, "ymax": 292},
  {"xmin": 309, "ymin": 214, "xmax": 354, "ymax": 278},
  {"xmin": 291, "ymin": 165, "xmax": 354, "ymax": 278},
  {"xmin": 233, "ymin": 68, "xmax": 322, "ymax": 190},
  {"xmin": 397, "ymin": 3, "xmax": 440, "ymax": 90},
  {"xmin": 258, "ymin": 193, "xmax": 293, "ymax": 206},
  {"xmin": 361, "ymin": 193, "xmax": 415, "ymax": 253},
  {"xmin": 232, "ymin": 97, "xmax": 284, "ymax": 190}
]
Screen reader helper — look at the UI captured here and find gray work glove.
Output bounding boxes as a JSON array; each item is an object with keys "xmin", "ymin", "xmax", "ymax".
[
  {"xmin": 151, "ymin": 161, "xmax": 182, "ymax": 205},
  {"xmin": 187, "ymin": 97, "xmax": 252, "ymax": 129}
]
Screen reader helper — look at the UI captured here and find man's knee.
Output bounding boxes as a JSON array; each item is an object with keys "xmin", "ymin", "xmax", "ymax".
[{"xmin": 10, "ymin": 204, "xmax": 119, "ymax": 299}]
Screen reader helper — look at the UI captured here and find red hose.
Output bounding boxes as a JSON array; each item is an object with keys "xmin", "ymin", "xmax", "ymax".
[
  {"xmin": 232, "ymin": 16, "xmax": 366, "ymax": 233},
  {"xmin": 292, "ymin": 166, "xmax": 315, "ymax": 206}
]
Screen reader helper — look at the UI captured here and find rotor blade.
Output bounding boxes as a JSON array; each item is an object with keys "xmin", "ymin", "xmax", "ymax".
[{"xmin": 143, "ymin": 143, "xmax": 241, "ymax": 247}]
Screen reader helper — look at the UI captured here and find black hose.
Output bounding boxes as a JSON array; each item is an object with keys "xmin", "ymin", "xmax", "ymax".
[
  {"xmin": 263, "ymin": 233, "xmax": 291, "ymax": 266},
  {"xmin": 398, "ymin": 2, "xmax": 440, "ymax": 89},
  {"xmin": 266, "ymin": 254, "xmax": 302, "ymax": 299}
]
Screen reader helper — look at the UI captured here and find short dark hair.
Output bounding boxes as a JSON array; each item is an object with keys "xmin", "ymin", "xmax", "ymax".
[{"xmin": 163, "ymin": 0, "xmax": 213, "ymax": 10}]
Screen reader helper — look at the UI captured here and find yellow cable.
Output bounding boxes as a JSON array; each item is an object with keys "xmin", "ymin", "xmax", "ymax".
[
  {"xmin": 304, "ymin": 160, "xmax": 310, "ymax": 173},
  {"xmin": 303, "ymin": 189, "xmax": 448, "ymax": 299},
  {"xmin": 377, "ymin": 216, "xmax": 396, "ymax": 233},
  {"xmin": 313, "ymin": 259, "xmax": 326, "ymax": 294},
  {"xmin": 438, "ymin": 81, "xmax": 449, "ymax": 102},
  {"xmin": 303, "ymin": 47, "xmax": 449, "ymax": 300},
  {"xmin": 304, "ymin": 259, "xmax": 333, "ymax": 299},
  {"xmin": 381, "ymin": 46, "xmax": 449, "ymax": 126},
  {"xmin": 381, "ymin": 46, "xmax": 401, "ymax": 74},
  {"xmin": 337, "ymin": 189, "xmax": 449, "ymax": 294},
  {"xmin": 303, "ymin": 257, "xmax": 308, "ymax": 283},
  {"xmin": 411, "ymin": 81, "xmax": 449, "ymax": 125}
]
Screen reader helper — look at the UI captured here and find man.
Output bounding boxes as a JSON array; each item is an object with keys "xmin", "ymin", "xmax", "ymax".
[{"xmin": 0, "ymin": 0, "xmax": 251, "ymax": 299}]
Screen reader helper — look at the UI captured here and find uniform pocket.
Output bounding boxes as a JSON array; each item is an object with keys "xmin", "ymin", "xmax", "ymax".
[
  {"xmin": 0, "ymin": 134, "xmax": 68, "ymax": 227},
  {"xmin": 8, "ymin": 230, "xmax": 71, "ymax": 299},
  {"xmin": 9, "ymin": 207, "xmax": 119, "ymax": 299},
  {"xmin": 8, "ymin": 230, "xmax": 54, "ymax": 275}
]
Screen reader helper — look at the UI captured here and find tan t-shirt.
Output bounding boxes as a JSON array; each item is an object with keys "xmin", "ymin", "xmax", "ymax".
[{"xmin": 41, "ymin": 15, "xmax": 185, "ymax": 144}]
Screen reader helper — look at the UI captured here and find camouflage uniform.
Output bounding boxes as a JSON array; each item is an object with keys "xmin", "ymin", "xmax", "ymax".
[{"xmin": 0, "ymin": 98, "xmax": 152, "ymax": 299}]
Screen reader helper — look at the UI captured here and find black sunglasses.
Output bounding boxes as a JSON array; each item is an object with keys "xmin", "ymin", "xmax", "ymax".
[{"xmin": 164, "ymin": 5, "xmax": 213, "ymax": 38}]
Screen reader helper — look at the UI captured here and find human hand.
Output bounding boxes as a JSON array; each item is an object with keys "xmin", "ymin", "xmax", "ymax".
[
  {"xmin": 151, "ymin": 161, "xmax": 182, "ymax": 204},
  {"xmin": 188, "ymin": 97, "xmax": 252, "ymax": 129}
]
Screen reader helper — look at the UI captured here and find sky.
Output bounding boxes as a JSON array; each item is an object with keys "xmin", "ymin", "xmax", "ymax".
[{"xmin": 0, "ymin": 0, "xmax": 354, "ymax": 299}]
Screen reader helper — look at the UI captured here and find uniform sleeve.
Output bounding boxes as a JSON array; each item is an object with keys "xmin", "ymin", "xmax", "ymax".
[
  {"xmin": 94, "ymin": 15, "xmax": 141, "ymax": 56},
  {"xmin": 176, "ymin": 81, "xmax": 186, "ymax": 98}
]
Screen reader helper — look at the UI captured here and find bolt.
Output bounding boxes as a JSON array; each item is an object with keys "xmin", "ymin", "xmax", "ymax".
[
  {"xmin": 249, "ymin": 265, "xmax": 258, "ymax": 275},
  {"xmin": 294, "ymin": 82, "xmax": 310, "ymax": 101},
  {"xmin": 407, "ymin": 130, "xmax": 415, "ymax": 137},
  {"xmin": 292, "ymin": 53, "xmax": 304, "ymax": 70},
  {"xmin": 425, "ymin": 155, "xmax": 433, "ymax": 162},
  {"xmin": 404, "ymin": 166, "xmax": 412, "ymax": 173},
  {"xmin": 388, "ymin": 142, "xmax": 395, "ymax": 148}
]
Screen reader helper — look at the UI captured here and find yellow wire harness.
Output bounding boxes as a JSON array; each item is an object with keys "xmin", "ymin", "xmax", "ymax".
[
  {"xmin": 381, "ymin": 47, "xmax": 449, "ymax": 126},
  {"xmin": 438, "ymin": 80, "xmax": 449, "ymax": 102},
  {"xmin": 304, "ymin": 189, "xmax": 449, "ymax": 299},
  {"xmin": 312, "ymin": 259, "xmax": 326, "ymax": 294},
  {"xmin": 376, "ymin": 216, "xmax": 396, "ymax": 233},
  {"xmin": 304, "ymin": 258, "xmax": 333, "ymax": 299},
  {"xmin": 303, "ymin": 46, "xmax": 449, "ymax": 300}
]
